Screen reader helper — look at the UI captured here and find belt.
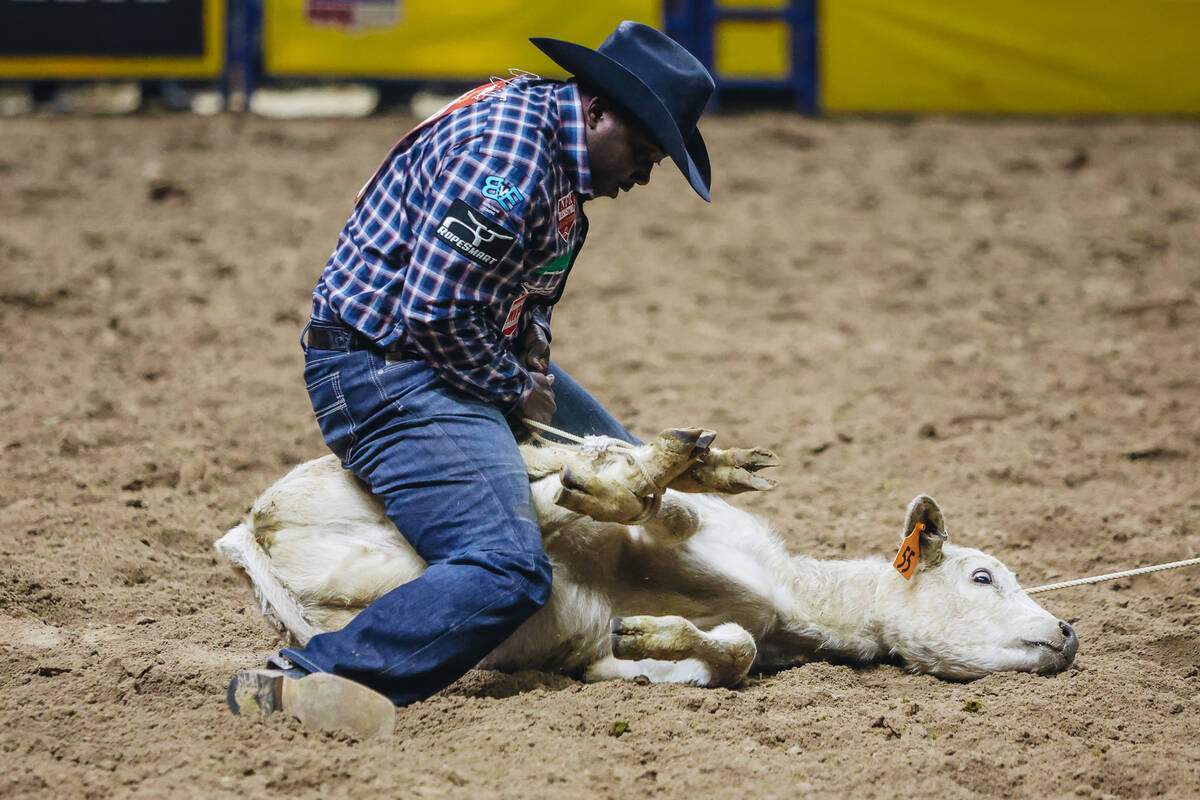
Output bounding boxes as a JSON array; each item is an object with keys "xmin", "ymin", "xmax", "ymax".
[{"xmin": 305, "ymin": 321, "xmax": 414, "ymax": 357}]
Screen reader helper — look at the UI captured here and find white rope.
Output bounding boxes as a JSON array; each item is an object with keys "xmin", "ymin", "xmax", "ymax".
[
  {"xmin": 523, "ymin": 418, "xmax": 596, "ymax": 448},
  {"xmin": 521, "ymin": 418, "xmax": 662, "ymax": 524},
  {"xmin": 1025, "ymin": 556, "xmax": 1200, "ymax": 594}
]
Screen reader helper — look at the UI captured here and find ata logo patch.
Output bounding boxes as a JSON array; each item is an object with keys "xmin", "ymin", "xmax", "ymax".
[
  {"xmin": 556, "ymin": 194, "xmax": 576, "ymax": 242},
  {"xmin": 482, "ymin": 175, "xmax": 524, "ymax": 212},
  {"xmin": 435, "ymin": 199, "xmax": 516, "ymax": 267}
]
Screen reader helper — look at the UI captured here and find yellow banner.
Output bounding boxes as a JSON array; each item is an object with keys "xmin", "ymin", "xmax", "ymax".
[
  {"xmin": 822, "ymin": 0, "xmax": 1200, "ymax": 113},
  {"xmin": 0, "ymin": 0, "xmax": 224, "ymax": 79},
  {"xmin": 264, "ymin": 0, "xmax": 658, "ymax": 78}
]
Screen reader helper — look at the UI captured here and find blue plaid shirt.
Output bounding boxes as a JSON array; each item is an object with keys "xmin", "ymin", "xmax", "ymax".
[{"xmin": 312, "ymin": 77, "xmax": 592, "ymax": 415}]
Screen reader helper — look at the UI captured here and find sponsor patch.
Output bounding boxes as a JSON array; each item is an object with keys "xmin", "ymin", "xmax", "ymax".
[
  {"xmin": 483, "ymin": 175, "xmax": 524, "ymax": 212},
  {"xmin": 501, "ymin": 294, "xmax": 528, "ymax": 337},
  {"xmin": 435, "ymin": 199, "xmax": 517, "ymax": 267},
  {"xmin": 536, "ymin": 252, "xmax": 571, "ymax": 275},
  {"xmin": 556, "ymin": 194, "xmax": 576, "ymax": 242}
]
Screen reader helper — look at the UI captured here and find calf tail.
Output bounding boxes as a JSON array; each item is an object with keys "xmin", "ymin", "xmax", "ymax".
[{"xmin": 214, "ymin": 522, "xmax": 322, "ymax": 646}]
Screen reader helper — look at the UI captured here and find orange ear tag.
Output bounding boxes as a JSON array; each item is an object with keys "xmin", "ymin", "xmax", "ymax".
[{"xmin": 893, "ymin": 522, "xmax": 924, "ymax": 580}]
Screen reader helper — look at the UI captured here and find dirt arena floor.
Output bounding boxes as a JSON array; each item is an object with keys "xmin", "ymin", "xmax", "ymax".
[{"xmin": 2, "ymin": 108, "xmax": 1199, "ymax": 799}]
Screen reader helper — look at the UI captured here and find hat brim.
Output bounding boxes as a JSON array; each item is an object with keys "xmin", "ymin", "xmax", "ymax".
[{"xmin": 531, "ymin": 36, "xmax": 711, "ymax": 202}]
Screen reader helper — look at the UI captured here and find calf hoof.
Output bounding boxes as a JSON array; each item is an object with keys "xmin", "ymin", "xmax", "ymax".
[
  {"xmin": 555, "ymin": 469, "xmax": 644, "ymax": 522},
  {"xmin": 610, "ymin": 616, "xmax": 643, "ymax": 659},
  {"xmin": 668, "ymin": 447, "xmax": 780, "ymax": 494},
  {"xmin": 726, "ymin": 447, "xmax": 779, "ymax": 470},
  {"xmin": 560, "ymin": 466, "xmax": 585, "ymax": 492},
  {"xmin": 610, "ymin": 615, "xmax": 695, "ymax": 661},
  {"xmin": 664, "ymin": 428, "xmax": 717, "ymax": 457}
]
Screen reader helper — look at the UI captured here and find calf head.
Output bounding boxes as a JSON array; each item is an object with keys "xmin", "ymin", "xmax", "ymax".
[{"xmin": 878, "ymin": 495, "xmax": 1078, "ymax": 680}]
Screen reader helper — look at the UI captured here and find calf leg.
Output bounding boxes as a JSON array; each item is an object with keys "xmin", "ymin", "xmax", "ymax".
[
  {"xmin": 552, "ymin": 428, "xmax": 714, "ymax": 522},
  {"xmin": 522, "ymin": 430, "xmax": 778, "ymax": 527},
  {"xmin": 589, "ymin": 616, "xmax": 756, "ymax": 688},
  {"xmin": 637, "ymin": 493, "xmax": 702, "ymax": 542}
]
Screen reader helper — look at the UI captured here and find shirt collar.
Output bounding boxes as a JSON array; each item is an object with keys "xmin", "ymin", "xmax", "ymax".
[{"xmin": 555, "ymin": 82, "xmax": 593, "ymax": 199}]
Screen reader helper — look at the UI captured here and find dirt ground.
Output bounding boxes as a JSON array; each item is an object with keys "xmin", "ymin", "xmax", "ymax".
[{"xmin": 2, "ymin": 108, "xmax": 1198, "ymax": 799}]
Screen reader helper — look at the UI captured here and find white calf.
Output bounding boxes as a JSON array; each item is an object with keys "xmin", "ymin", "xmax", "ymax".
[{"xmin": 216, "ymin": 429, "xmax": 1077, "ymax": 686}]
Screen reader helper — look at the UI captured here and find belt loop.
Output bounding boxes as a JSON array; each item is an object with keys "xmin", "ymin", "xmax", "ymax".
[{"xmin": 300, "ymin": 320, "xmax": 312, "ymax": 353}]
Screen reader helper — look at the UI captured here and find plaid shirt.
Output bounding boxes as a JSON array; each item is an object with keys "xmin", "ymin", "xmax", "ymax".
[{"xmin": 312, "ymin": 77, "xmax": 592, "ymax": 415}]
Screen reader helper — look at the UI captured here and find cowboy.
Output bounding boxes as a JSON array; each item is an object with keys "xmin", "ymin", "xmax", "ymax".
[{"xmin": 226, "ymin": 21, "xmax": 715, "ymax": 732}]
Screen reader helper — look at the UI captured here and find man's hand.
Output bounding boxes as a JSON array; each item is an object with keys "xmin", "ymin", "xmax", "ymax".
[
  {"xmin": 520, "ymin": 372, "xmax": 556, "ymax": 424},
  {"xmin": 517, "ymin": 324, "xmax": 550, "ymax": 374},
  {"xmin": 520, "ymin": 371, "xmax": 556, "ymax": 424}
]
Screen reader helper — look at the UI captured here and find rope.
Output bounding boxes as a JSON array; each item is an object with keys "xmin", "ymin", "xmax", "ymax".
[
  {"xmin": 522, "ymin": 417, "xmax": 591, "ymax": 448},
  {"xmin": 522, "ymin": 418, "xmax": 663, "ymax": 524},
  {"xmin": 1025, "ymin": 556, "xmax": 1200, "ymax": 594}
]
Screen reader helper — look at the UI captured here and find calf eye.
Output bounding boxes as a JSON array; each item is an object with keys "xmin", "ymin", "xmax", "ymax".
[{"xmin": 971, "ymin": 568, "xmax": 994, "ymax": 585}]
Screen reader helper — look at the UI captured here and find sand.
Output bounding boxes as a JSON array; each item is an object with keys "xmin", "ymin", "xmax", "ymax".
[{"xmin": 1, "ymin": 110, "xmax": 1198, "ymax": 799}]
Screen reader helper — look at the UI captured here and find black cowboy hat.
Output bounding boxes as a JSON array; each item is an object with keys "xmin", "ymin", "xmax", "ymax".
[{"xmin": 531, "ymin": 21, "xmax": 715, "ymax": 201}]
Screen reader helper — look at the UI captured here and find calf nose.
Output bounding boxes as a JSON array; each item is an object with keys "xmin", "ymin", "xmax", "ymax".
[{"xmin": 1059, "ymin": 621, "xmax": 1079, "ymax": 662}]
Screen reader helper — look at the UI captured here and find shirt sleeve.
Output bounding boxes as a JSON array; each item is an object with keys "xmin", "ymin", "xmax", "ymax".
[{"xmin": 399, "ymin": 149, "xmax": 545, "ymax": 415}]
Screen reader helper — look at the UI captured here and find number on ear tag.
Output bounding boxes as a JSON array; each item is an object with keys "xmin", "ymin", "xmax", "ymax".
[{"xmin": 893, "ymin": 522, "xmax": 924, "ymax": 580}]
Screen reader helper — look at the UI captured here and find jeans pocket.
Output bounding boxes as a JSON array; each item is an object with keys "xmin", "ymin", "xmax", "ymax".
[
  {"xmin": 370, "ymin": 354, "xmax": 442, "ymax": 414},
  {"xmin": 306, "ymin": 372, "xmax": 357, "ymax": 461}
]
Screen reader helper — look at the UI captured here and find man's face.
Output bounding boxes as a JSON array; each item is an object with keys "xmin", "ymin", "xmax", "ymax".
[{"xmin": 582, "ymin": 96, "xmax": 667, "ymax": 200}]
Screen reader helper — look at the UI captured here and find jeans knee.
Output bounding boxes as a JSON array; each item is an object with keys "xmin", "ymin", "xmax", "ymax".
[
  {"xmin": 482, "ymin": 547, "xmax": 552, "ymax": 612},
  {"xmin": 522, "ymin": 550, "xmax": 553, "ymax": 608}
]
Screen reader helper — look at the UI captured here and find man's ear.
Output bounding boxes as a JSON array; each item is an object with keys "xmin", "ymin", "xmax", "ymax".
[
  {"xmin": 901, "ymin": 494, "xmax": 948, "ymax": 565},
  {"xmin": 582, "ymin": 94, "xmax": 612, "ymax": 129}
]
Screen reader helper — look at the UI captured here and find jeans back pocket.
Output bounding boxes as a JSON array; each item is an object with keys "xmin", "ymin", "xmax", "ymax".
[{"xmin": 305, "ymin": 371, "xmax": 357, "ymax": 461}]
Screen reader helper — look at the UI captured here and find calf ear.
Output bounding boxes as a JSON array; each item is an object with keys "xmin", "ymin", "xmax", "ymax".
[{"xmin": 902, "ymin": 494, "xmax": 948, "ymax": 565}]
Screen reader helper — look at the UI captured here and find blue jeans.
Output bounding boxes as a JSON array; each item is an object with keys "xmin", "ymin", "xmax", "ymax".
[{"xmin": 280, "ymin": 322, "xmax": 636, "ymax": 705}]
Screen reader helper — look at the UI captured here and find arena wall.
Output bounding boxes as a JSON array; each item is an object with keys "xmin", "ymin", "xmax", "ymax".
[
  {"xmin": 3, "ymin": 0, "xmax": 1198, "ymax": 113},
  {"xmin": 821, "ymin": 0, "xmax": 1200, "ymax": 113}
]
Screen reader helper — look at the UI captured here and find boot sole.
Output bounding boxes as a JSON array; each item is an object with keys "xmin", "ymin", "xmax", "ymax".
[{"xmin": 227, "ymin": 670, "xmax": 396, "ymax": 738}]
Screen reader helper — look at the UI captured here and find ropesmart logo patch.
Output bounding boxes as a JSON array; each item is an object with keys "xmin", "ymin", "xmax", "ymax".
[
  {"xmin": 482, "ymin": 175, "xmax": 524, "ymax": 212},
  {"xmin": 435, "ymin": 199, "xmax": 517, "ymax": 266}
]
